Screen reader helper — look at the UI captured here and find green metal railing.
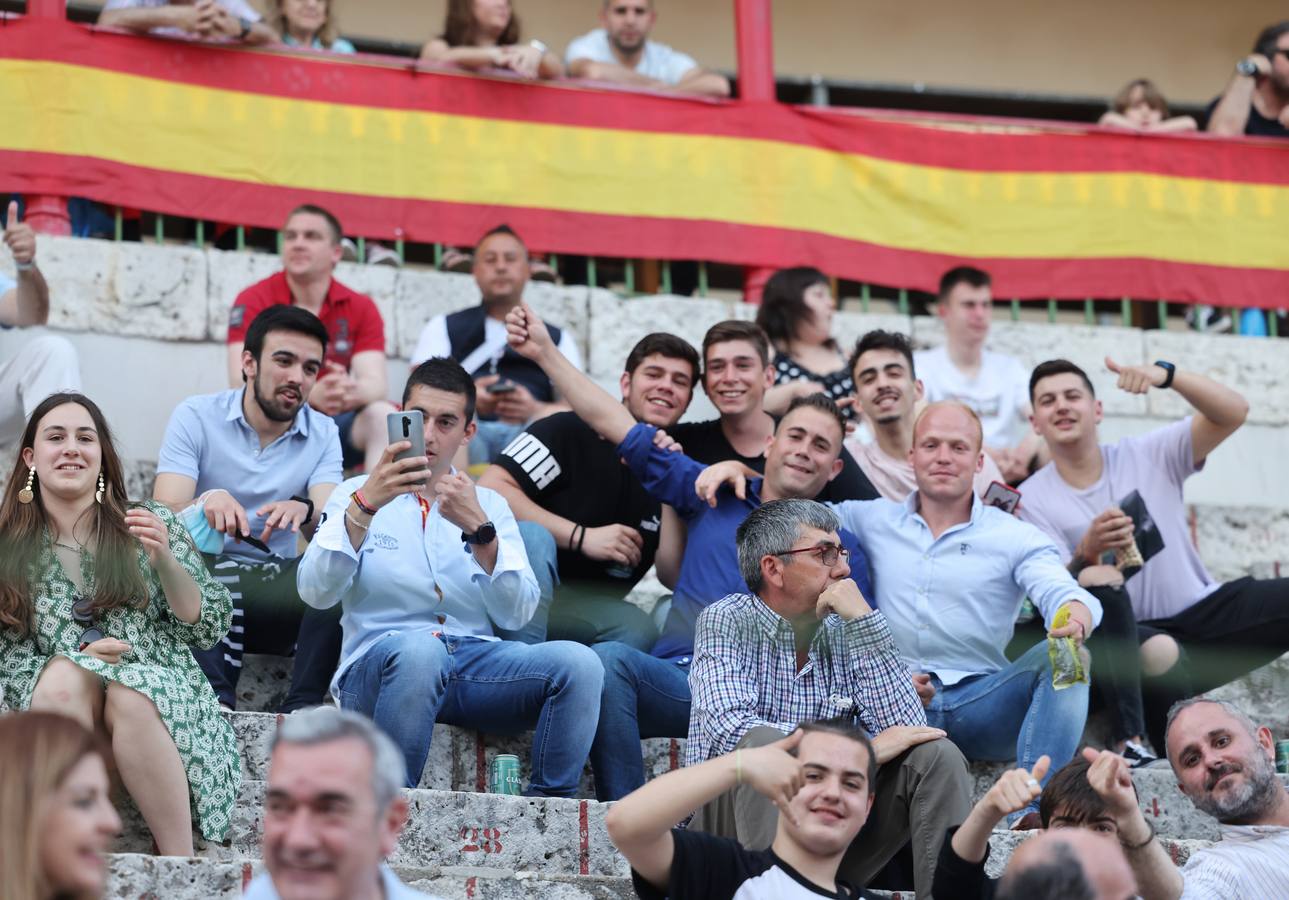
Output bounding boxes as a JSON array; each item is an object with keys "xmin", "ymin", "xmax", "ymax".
[{"xmin": 117, "ymin": 207, "xmax": 1280, "ymax": 336}]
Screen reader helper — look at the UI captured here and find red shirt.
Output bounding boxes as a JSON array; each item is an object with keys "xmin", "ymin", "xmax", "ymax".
[{"xmin": 227, "ymin": 272, "xmax": 385, "ymax": 371}]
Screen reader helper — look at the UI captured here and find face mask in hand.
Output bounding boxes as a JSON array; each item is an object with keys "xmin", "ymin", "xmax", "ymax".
[{"xmin": 178, "ymin": 502, "xmax": 226, "ymax": 555}]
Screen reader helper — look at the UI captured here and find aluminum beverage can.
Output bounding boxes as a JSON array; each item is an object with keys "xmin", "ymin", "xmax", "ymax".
[
  {"xmin": 488, "ymin": 754, "xmax": 522, "ymax": 795},
  {"xmin": 1276, "ymin": 740, "xmax": 1289, "ymax": 775}
]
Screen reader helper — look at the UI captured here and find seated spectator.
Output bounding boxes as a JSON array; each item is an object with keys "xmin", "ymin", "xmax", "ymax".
[
  {"xmin": 0, "ymin": 712, "xmax": 120, "ymax": 900},
  {"xmin": 566, "ymin": 0, "xmax": 730, "ymax": 97},
  {"xmin": 411, "ymin": 225, "xmax": 583, "ymax": 466},
  {"xmin": 246, "ymin": 707, "xmax": 445, "ymax": 900},
  {"xmin": 479, "ymin": 332, "xmax": 699, "ymax": 650},
  {"xmin": 756, "ymin": 267, "xmax": 857, "ymax": 418},
  {"xmin": 667, "ymin": 320, "xmax": 879, "ymax": 504},
  {"xmin": 420, "ymin": 0, "xmax": 563, "ymax": 80},
  {"xmin": 99, "ymin": 0, "xmax": 276, "ymax": 42},
  {"xmin": 266, "ymin": 0, "xmax": 354, "ymax": 51},
  {"xmin": 227, "ymin": 204, "xmax": 394, "ymax": 473},
  {"xmin": 1084, "ymin": 697, "xmax": 1289, "ymax": 898},
  {"xmin": 934, "ymin": 754, "xmax": 1137, "ymax": 899},
  {"xmin": 157, "ymin": 306, "xmax": 342, "ymax": 712},
  {"xmin": 0, "ymin": 201, "xmax": 81, "ymax": 444},
  {"xmin": 703, "ymin": 402, "xmax": 1102, "ymax": 826},
  {"xmin": 503, "ymin": 302, "xmax": 875, "ymax": 802},
  {"xmin": 845, "ymin": 329, "xmax": 1003, "ymax": 501},
  {"xmin": 0, "ymin": 392, "xmax": 239, "ymax": 853},
  {"xmin": 1205, "ymin": 21, "xmax": 1289, "ymax": 138},
  {"xmin": 296, "ymin": 359, "xmax": 603, "ymax": 795},
  {"xmin": 995, "ymin": 830, "xmax": 1135, "ymax": 900},
  {"xmin": 608, "ymin": 719, "xmax": 883, "ymax": 900},
  {"xmin": 1019, "ymin": 358, "xmax": 1273, "ymax": 755},
  {"xmin": 1098, "ymin": 79, "xmax": 1197, "ymax": 132},
  {"xmin": 916, "ymin": 267, "xmax": 1043, "ymax": 483},
  {"xmin": 686, "ymin": 500, "xmax": 971, "ymax": 899}
]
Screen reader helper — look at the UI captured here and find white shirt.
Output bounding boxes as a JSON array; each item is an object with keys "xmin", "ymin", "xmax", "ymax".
[
  {"xmin": 410, "ymin": 313, "xmax": 583, "ymax": 373},
  {"xmin": 914, "ymin": 345, "xmax": 1031, "ymax": 448},
  {"xmin": 565, "ymin": 28, "xmax": 699, "ymax": 85},
  {"xmin": 1179, "ymin": 823, "xmax": 1289, "ymax": 899},
  {"xmin": 245, "ymin": 864, "xmax": 442, "ymax": 900},
  {"xmin": 102, "ymin": 0, "xmax": 261, "ymax": 38},
  {"xmin": 296, "ymin": 474, "xmax": 539, "ymax": 697}
]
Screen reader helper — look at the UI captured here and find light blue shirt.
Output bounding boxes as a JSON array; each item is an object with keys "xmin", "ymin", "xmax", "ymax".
[
  {"xmin": 244, "ymin": 864, "xmax": 443, "ymax": 899},
  {"xmin": 832, "ymin": 492, "xmax": 1103, "ymax": 685},
  {"xmin": 297, "ymin": 474, "xmax": 539, "ymax": 697},
  {"xmin": 565, "ymin": 28, "xmax": 699, "ymax": 85},
  {"xmin": 282, "ymin": 33, "xmax": 356, "ymax": 54},
  {"xmin": 156, "ymin": 388, "xmax": 342, "ymax": 561}
]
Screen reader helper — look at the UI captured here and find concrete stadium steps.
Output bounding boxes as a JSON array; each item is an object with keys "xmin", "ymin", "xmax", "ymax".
[{"xmin": 105, "ymin": 854, "xmax": 635, "ymax": 899}]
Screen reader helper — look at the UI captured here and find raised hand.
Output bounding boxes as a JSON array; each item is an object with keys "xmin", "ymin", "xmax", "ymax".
[
  {"xmin": 505, "ymin": 303, "xmax": 557, "ymax": 362},
  {"xmin": 694, "ymin": 460, "xmax": 755, "ymax": 507},
  {"xmin": 204, "ymin": 489, "xmax": 251, "ymax": 539},
  {"xmin": 979, "ymin": 756, "xmax": 1051, "ymax": 823},
  {"xmin": 433, "ymin": 471, "xmax": 488, "ymax": 533},
  {"xmin": 361, "ymin": 441, "xmax": 431, "ymax": 509},
  {"xmin": 126, "ymin": 507, "xmax": 177, "ymax": 568},
  {"xmin": 1105, "ymin": 356, "xmax": 1166, "ymax": 395},
  {"xmin": 739, "ymin": 730, "xmax": 807, "ymax": 826},
  {"xmin": 3, "ymin": 201, "xmax": 35, "ymax": 265},
  {"xmin": 255, "ymin": 499, "xmax": 311, "ymax": 544}
]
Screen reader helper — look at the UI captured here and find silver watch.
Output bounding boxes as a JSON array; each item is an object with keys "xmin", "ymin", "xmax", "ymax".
[
  {"xmin": 1236, "ymin": 58, "xmax": 1260, "ymax": 77},
  {"xmin": 529, "ymin": 39, "xmax": 549, "ymax": 55}
]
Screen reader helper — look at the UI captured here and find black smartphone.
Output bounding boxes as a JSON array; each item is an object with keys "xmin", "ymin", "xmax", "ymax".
[
  {"xmin": 386, "ymin": 410, "xmax": 429, "ymax": 488},
  {"xmin": 983, "ymin": 480, "xmax": 1022, "ymax": 515},
  {"xmin": 486, "ymin": 380, "xmax": 518, "ymax": 394}
]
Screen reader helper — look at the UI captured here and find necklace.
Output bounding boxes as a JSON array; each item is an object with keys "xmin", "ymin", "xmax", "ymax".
[{"xmin": 54, "ymin": 540, "xmax": 85, "ymax": 554}]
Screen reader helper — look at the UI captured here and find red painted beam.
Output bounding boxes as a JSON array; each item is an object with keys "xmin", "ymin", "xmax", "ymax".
[
  {"xmin": 735, "ymin": 1, "xmax": 777, "ymax": 298},
  {"xmin": 24, "ymin": 0, "xmax": 65, "ymax": 20}
]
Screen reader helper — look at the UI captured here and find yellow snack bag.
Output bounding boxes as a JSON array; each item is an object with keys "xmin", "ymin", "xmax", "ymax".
[{"xmin": 1048, "ymin": 604, "xmax": 1088, "ymax": 691}]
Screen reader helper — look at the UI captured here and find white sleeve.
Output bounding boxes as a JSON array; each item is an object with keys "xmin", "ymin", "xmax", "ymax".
[
  {"xmin": 556, "ymin": 329, "xmax": 584, "ymax": 372},
  {"xmin": 564, "ymin": 31, "xmax": 606, "ymax": 64},
  {"xmin": 662, "ymin": 48, "xmax": 700, "ymax": 84},
  {"xmin": 222, "ymin": 0, "xmax": 262, "ymax": 21},
  {"xmin": 410, "ymin": 315, "xmax": 450, "ymax": 367}
]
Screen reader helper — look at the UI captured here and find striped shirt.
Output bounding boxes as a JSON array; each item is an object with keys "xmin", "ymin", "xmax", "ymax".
[
  {"xmin": 686, "ymin": 593, "xmax": 926, "ymax": 766},
  {"xmin": 1179, "ymin": 823, "xmax": 1289, "ymax": 899}
]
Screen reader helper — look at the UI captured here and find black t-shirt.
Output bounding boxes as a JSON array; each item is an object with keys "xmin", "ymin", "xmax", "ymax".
[
  {"xmin": 930, "ymin": 826, "xmax": 996, "ymax": 900},
  {"xmin": 493, "ymin": 411, "xmax": 658, "ymax": 595},
  {"xmin": 1203, "ymin": 96, "xmax": 1289, "ymax": 138},
  {"xmin": 632, "ymin": 829, "xmax": 861, "ymax": 900},
  {"xmin": 668, "ymin": 418, "xmax": 880, "ymax": 504}
]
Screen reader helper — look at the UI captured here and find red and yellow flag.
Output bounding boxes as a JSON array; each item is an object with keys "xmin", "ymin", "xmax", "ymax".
[{"xmin": 1, "ymin": 18, "xmax": 1286, "ymax": 306}]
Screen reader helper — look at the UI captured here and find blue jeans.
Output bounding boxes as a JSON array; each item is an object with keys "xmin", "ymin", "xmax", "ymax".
[
  {"xmin": 588, "ymin": 642, "xmax": 692, "ymax": 801},
  {"xmin": 924, "ymin": 640, "xmax": 1089, "ymax": 819},
  {"xmin": 470, "ymin": 419, "xmax": 526, "ymax": 466},
  {"xmin": 335, "ymin": 631, "xmax": 604, "ymax": 796},
  {"xmin": 504, "ymin": 521, "xmax": 657, "ymax": 652}
]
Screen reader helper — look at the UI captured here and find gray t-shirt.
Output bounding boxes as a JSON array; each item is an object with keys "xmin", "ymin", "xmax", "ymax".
[
  {"xmin": 565, "ymin": 28, "xmax": 698, "ymax": 85},
  {"xmin": 1017, "ymin": 417, "xmax": 1220, "ymax": 622}
]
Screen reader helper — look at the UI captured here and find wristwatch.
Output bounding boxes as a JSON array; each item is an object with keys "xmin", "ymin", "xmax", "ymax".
[
  {"xmin": 1236, "ymin": 59, "xmax": 1260, "ymax": 77},
  {"xmin": 238, "ymin": 17, "xmax": 253, "ymax": 39},
  {"xmin": 529, "ymin": 39, "xmax": 549, "ymax": 54},
  {"xmin": 291, "ymin": 495, "xmax": 314, "ymax": 525},
  {"xmin": 462, "ymin": 521, "xmax": 497, "ymax": 545},
  {"xmin": 1153, "ymin": 360, "xmax": 1176, "ymax": 389}
]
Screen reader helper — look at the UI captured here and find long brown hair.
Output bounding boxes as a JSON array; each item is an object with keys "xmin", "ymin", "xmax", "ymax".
[
  {"xmin": 441, "ymin": 0, "xmax": 520, "ymax": 48},
  {"xmin": 0, "ymin": 392, "xmax": 148, "ymax": 635},
  {"xmin": 266, "ymin": 0, "xmax": 340, "ymax": 49},
  {"xmin": 0, "ymin": 712, "xmax": 110, "ymax": 900}
]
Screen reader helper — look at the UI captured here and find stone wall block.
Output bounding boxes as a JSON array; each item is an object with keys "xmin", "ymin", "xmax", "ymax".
[
  {"xmin": 15, "ymin": 236, "xmax": 116, "ymax": 333},
  {"xmin": 588, "ymin": 292, "xmax": 735, "ymax": 380},
  {"xmin": 831, "ymin": 312, "xmax": 916, "ymax": 355},
  {"xmin": 335, "ymin": 261, "xmax": 399, "ymax": 353},
  {"xmin": 1191, "ymin": 505, "xmax": 1289, "ymax": 579},
  {"xmin": 1145, "ymin": 331, "xmax": 1288, "ymax": 426},
  {"xmin": 913, "ymin": 318, "xmax": 1147, "ymax": 416},
  {"xmin": 106, "ymin": 242, "xmax": 208, "ymax": 340},
  {"xmin": 394, "ymin": 269, "xmax": 480, "ymax": 359},
  {"xmin": 206, "ymin": 249, "xmax": 284, "ymax": 341}
]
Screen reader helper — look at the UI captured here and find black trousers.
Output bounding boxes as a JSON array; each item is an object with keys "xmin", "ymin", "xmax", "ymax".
[{"xmin": 192, "ymin": 554, "xmax": 342, "ymax": 711}]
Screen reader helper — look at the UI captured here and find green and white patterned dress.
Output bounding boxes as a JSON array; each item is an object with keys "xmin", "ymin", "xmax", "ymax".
[{"xmin": 0, "ymin": 501, "xmax": 239, "ymax": 842}]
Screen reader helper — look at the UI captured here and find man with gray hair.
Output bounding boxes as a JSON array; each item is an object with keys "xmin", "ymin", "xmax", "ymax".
[
  {"xmin": 245, "ymin": 706, "xmax": 444, "ymax": 900},
  {"xmin": 686, "ymin": 498, "xmax": 972, "ymax": 898},
  {"xmin": 1083, "ymin": 697, "xmax": 1289, "ymax": 899}
]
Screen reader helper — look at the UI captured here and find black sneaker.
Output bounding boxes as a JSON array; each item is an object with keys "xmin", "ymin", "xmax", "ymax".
[{"xmin": 1121, "ymin": 740, "xmax": 1158, "ymax": 768}]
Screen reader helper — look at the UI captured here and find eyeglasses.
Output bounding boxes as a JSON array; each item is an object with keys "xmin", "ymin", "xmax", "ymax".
[
  {"xmin": 71, "ymin": 595, "xmax": 104, "ymax": 651},
  {"xmin": 778, "ymin": 543, "xmax": 849, "ymax": 566}
]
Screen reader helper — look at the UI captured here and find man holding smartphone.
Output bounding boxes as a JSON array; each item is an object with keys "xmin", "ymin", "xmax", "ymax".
[
  {"xmin": 155, "ymin": 306, "xmax": 343, "ymax": 711},
  {"xmin": 296, "ymin": 358, "xmax": 603, "ymax": 795}
]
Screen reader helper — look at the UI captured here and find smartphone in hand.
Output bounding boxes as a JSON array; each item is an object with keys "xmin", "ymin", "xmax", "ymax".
[
  {"xmin": 386, "ymin": 410, "xmax": 429, "ymax": 489},
  {"xmin": 486, "ymin": 379, "xmax": 518, "ymax": 394},
  {"xmin": 983, "ymin": 480, "xmax": 1022, "ymax": 515}
]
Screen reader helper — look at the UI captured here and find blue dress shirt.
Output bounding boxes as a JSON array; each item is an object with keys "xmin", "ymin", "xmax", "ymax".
[{"xmin": 831, "ymin": 492, "xmax": 1102, "ymax": 685}]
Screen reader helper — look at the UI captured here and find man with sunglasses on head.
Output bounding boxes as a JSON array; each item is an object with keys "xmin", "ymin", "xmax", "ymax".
[
  {"xmin": 154, "ymin": 306, "xmax": 342, "ymax": 712},
  {"xmin": 685, "ymin": 499, "xmax": 971, "ymax": 900}
]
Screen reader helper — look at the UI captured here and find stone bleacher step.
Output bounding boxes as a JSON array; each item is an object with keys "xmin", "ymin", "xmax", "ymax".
[
  {"xmin": 982, "ymin": 831, "xmax": 1212, "ymax": 880},
  {"xmin": 106, "ymin": 854, "xmax": 635, "ymax": 899},
  {"xmin": 119, "ymin": 781, "xmax": 629, "ymax": 878}
]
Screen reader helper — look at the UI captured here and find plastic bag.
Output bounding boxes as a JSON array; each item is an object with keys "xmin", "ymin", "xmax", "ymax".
[{"xmin": 1048, "ymin": 604, "xmax": 1088, "ymax": 691}]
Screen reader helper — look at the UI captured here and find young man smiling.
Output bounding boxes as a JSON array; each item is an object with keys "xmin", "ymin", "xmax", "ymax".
[{"xmin": 608, "ymin": 719, "xmax": 880, "ymax": 900}]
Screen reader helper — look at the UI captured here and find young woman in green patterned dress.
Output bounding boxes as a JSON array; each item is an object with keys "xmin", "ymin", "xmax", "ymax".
[{"xmin": 0, "ymin": 392, "xmax": 239, "ymax": 853}]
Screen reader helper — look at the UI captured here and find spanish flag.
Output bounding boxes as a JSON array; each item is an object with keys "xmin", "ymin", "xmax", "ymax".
[{"xmin": 1, "ymin": 17, "xmax": 1286, "ymax": 307}]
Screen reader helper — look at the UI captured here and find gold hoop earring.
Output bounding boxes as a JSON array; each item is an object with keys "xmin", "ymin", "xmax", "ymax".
[
  {"xmin": 95, "ymin": 472, "xmax": 105, "ymax": 505},
  {"xmin": 18, "ymin": 467, "xmax": 34, "ymax": 504}
]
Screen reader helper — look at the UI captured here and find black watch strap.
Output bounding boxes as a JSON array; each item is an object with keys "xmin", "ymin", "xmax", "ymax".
[
  {"xmin": 291, "ymin": 495, "xmax": 315, "ymax": 525},
  {"xmin": 462, "ymin": 521, "xmax": 497, "ymax": 545},
  {"xmin": 1153, "ymin": 360, "xmax": 1176, "ymax": 390}
]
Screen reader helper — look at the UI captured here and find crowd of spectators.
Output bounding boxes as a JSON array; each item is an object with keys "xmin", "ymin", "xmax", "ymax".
[{"xmin": 2, "ymin": 7, "xmax": 1289, "ymax": 900}]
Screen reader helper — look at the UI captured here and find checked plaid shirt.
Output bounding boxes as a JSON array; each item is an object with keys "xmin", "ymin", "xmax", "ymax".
[{"xmin": 686, "ymin": 593, "xmax": 927, "ymax": 766}]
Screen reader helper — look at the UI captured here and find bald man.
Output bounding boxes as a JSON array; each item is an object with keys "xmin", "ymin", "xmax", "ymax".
[
  {"xmin": 998, "ymin": 830, "xmax": 1136, "ymax": 900},
  {"xmin": 698, "ymin": 401, "xmax": 1103, "ymax": 827}
]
